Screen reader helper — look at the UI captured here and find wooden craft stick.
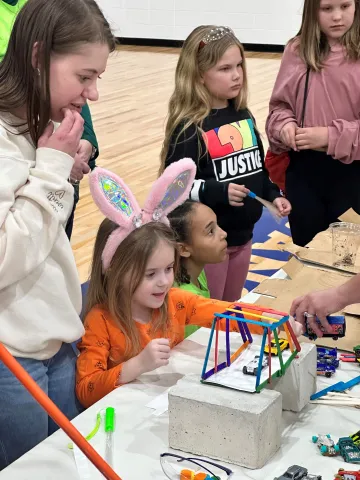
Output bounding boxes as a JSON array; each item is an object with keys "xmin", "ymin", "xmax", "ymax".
[
  {"xmin": 226, "ymin": 318, "xmax": 231, "ymax": 366},
  {"xmin": 230, "ymin": 341, "xmax": 249, "ymax": 363},
  {"xmin": 214, "ymin": 320, "xmax": 219, "ymax": 372},
  {"xmin": 311, "ymin": 399, "xmax": 360, "ymax": 406},
  {"xmin": 284, "ymin": 323, "xmax": 294, "ymax": 352},
  {"xmin": 267, "ymin": 328, "xmax": 272, "ymax": 382},
  {"xmin": 226, "ymin": 308, "xmax": 278, "ymax": 323}
]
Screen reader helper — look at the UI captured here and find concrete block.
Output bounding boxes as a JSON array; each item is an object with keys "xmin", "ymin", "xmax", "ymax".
[
  {"xmin": 168, "ymin": 374, "xmax": 282, "ymax": 469},
  {"xmin": 268, "ymin": 342, "xmax": 317, "ymax": 413}
]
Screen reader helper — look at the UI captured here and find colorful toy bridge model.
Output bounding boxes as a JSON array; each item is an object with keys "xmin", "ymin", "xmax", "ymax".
[{"xmin": 201, "ymin": 303, "xmax": 301, "ymax": 393}]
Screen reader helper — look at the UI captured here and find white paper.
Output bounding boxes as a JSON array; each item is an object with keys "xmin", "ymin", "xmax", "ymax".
[
  {"xmin": 73, "ymin": 443, "xmax": 92, "ymax": 480},
  {"xmin": 202, "ymin": 343, "xmax": 293, "ymax": 392},
  {"xmin": 145, "ymin": 389, "xmax": 169, "ymax": 416},
  {"xmin": 73, "ymin": 440, "xmax": 105, "ymax": 479}
]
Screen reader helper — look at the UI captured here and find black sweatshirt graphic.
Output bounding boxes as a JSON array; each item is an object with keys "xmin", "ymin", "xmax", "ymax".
[{"xmin": 165, "ymin": 105, "xmax": 280, "ymax": 247}]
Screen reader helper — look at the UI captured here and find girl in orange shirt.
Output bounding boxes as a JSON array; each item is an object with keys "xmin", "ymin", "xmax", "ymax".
[{"xmin": 76, "ymin": 159, "xmax": 303, "ymax": 408}]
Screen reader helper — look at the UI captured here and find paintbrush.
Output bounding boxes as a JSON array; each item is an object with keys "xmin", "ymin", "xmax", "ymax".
[{"xmin": 248, "ymin": 191, "xmax": 282, "ymax": 223}]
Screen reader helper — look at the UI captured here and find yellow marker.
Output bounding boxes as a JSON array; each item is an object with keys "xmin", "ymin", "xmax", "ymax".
[{"xmin": 225, "ymin": 308, "xmax": 279, "ymax": 323}]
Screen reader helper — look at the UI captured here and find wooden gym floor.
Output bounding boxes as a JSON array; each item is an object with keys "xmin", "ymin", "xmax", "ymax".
[{"xmin": 72, "ymin": 45, "xmax": 284, "ymax": 284}]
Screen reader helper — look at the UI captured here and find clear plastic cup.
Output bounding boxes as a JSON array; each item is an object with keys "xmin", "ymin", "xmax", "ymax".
[{"xmin": 330, "ymin": 222, "xmax": 360, "ymax": 267}]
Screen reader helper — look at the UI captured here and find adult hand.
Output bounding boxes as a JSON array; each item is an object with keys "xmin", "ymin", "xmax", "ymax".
[
  {"xmin": 290, "ymin": 288, "xmax": 344, "ymax": 337},
  {"xmin": 38, "ymin": 109, "xmax": 84, "ymax": 158}
]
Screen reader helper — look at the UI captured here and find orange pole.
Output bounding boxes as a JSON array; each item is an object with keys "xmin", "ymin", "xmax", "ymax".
[{"xmin": 0, "ymin": 343, "xmax": 122, "ymax": 480}]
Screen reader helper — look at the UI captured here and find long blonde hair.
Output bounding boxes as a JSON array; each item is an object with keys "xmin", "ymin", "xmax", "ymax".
[
  {"xmin": 85, "ymin": 220, "xmax": 180, "ymax": 360},
  {"xmin": 292, "ymin": 0, "xmax": 360, "ymax": 71},
  {"xmin": 159, "ymin": 25, "xmax": 248, "ymax": 174}
]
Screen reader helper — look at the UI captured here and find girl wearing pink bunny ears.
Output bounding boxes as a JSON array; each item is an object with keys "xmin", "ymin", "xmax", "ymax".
[{"xmin": 76, "ymin": 159, "xmax": 295, "ymax": 408}]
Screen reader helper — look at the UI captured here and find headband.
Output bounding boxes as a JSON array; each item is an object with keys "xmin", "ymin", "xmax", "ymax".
[
  {"xmin": 199, "ymin": 26, "xmax": 235, "ymax": 50},
  {"xmin": 89, "ymin": 158, "xmax": 196, "ymax": 271}
]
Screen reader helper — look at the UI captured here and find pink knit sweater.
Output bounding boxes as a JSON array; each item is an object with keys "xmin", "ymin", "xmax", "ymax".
[{"xmin": 266, "ymin": 40, "xmax": 360, "ymax": 164}]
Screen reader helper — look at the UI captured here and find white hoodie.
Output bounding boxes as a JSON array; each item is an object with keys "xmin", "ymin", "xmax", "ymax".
[{"xmin": 0, "ymin": 114, "xmax": 84, "ymax": 360}]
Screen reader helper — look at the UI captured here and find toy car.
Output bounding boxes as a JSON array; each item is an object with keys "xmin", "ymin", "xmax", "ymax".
[
  {"xmin": 274, "ymin": 465, "xmax": 322, "ymax": 480},
  {"xmin": 317, "ymin": 346, "xmax": 337, "ymax": 359},
  {"xmin": 305, "ymin": 315, "xmax": 346, "ymax": 341},
  {"xmin": 350, "ymin": 430, "xmax": 360, "ymax": 446},
  {"xmin": 264, "ymin": 338, "xmax": 289, "ymax": 356},
  {"xmin": 352, "ymin": 346, "xmax": 360, "ymax": 364},
  {"xmin": 323, "ymin": 357, "xmax": 340, "ymax": 368},
  {"xmin": 243, "ymin": 355, "xmax": 268, "ymax": 376},
  {"xmin": 312, "ymin": 434, "xmax": 340, "ymax": 456},
  {"xmin": 338, "ymin": 437, "xmax": 360, "ymax": 463},
  {"xmin": 335, "ymin": 468, "xmax": 360, "ymax": 479},
  {"xmin": 317, "ymin": 347, "xmax": 339, "ymax": 367},
  {"xmin": 316, "ymin": 362, "xmax": 336, "ymax": 378},
  {"xmin": 274, "ymin": 465, "xmax": 309, "ymax": 479}
]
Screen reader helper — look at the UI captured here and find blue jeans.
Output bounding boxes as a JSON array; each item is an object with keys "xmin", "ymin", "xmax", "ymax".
[{"xmin": 0, "ymin": 343, "xmax": 82, "ymax": 470}]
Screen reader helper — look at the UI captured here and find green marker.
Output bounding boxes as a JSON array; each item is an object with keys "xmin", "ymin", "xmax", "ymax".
[{"xmin": 105, "ymin": 407, "xmax": 115, "ymax": 467}]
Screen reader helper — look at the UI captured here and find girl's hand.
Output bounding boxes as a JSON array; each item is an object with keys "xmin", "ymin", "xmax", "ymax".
[
  {"xmin": 228, "ymin": 184, "xmax": 249, "ymax": 207},
  {"xmin": 138, "ymin": 338, "xmax": 170, "ymax": 373},
  {"xmin": 38, "ymin": 109, "xmax": 84, "ymax": 158},
  {"xmin": 295, "ymin": 127, "xmax": 328, "ymax": 151},
  {"xmin": 280, "ymin": 122, "xmax": 298, "ymax": 151},
  {"xmin": 273, "ymin": 197, "xmax": 292, "ymax": 216}
]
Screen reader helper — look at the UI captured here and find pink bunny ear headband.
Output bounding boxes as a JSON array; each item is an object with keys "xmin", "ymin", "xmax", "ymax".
[{"xmin": 89, "ymin": 158, "xmax": 197, "ymax": 271}]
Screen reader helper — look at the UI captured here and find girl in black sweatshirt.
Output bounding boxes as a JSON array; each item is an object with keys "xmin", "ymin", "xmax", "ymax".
[{"xmin": 159, "ymin": 25, "xmax": 291, "ymax": 301}]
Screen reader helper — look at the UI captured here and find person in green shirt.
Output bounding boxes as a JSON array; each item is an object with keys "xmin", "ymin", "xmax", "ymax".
[
  {"xmin": 168, "ymin": 200, "xmax": 228, "ymax": 337},
  {"xmin": 0, "ymin": 0, "xmax": 99, "ymax": 239}
]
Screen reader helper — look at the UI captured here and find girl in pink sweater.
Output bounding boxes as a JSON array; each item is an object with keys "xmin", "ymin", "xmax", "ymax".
[{"xmin": 266, "ymin": 0, "xmax": 360, "ymax": 247}]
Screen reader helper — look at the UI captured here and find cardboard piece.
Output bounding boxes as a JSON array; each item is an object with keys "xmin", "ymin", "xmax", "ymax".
[
  {"xmin": 253, "ymin": 296, "xmax": 278, "ymax": 309},
  {"xmin": 339, "ymin": 208, "xmax": 360, "ymax": 225},
  {"xmin": 282, "ymin": 256, "xmax": 304, "ymax": 279},
  {"xmin": 343, "ymin": 304, "xmax": 360, "ymax": 316},
  {"xmin": 283, "ymin": 227, "xmax": 360, "ymax": 275},
  {"xmin": 283, "ymin": 245, "xmax": 360, "ymax": 275},
  {"xmin": 253, "ymin": 279, "xmax": 289, "ymax": 297},
  {"xmin": 306, "ymin": 229, "xmax": 332, "ymax": 250},
  {"xmin": 253, "ymin": 262, "xmax": 350, "ymax": 299}
]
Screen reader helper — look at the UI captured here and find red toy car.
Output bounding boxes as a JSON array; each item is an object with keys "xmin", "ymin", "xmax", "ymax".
[{"xmin": 335, "ymin": 468, "xmax": 360, "ymax": 479}]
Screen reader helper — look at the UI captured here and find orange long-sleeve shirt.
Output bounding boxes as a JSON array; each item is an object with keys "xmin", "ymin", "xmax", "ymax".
[{"xmin": 76, "ymin": 288, "xmax": 263, "ymax": 408}]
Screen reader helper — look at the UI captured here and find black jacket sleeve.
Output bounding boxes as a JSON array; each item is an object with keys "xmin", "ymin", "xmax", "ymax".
[{"xmin": 165, "ymin": 123, "xmax": 229, "ymax": 207}]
